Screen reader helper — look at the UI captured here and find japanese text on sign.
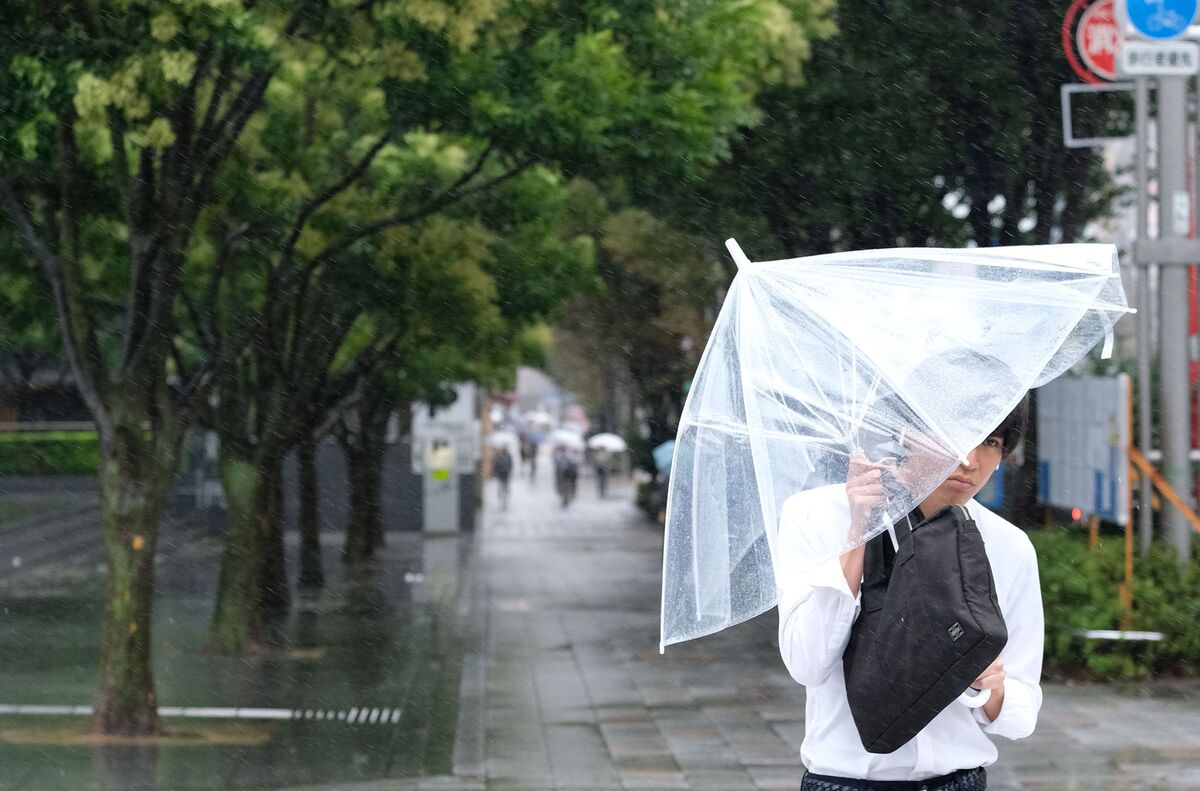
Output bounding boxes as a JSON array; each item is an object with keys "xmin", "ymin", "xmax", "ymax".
[{"xmin": 1121, "ymin": 40, "xmax": 1200, "ymax": 74}]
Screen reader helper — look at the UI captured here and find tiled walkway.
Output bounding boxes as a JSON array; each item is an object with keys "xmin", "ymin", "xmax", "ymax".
[{"xmin": 308, "ymin": 469, "xmax": 1200, "ymax": 790}]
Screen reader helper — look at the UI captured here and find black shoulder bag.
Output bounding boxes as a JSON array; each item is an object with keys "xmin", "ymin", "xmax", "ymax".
[{"xmin": 842, "ymin": 504, "xmax": 1008, "ymax": 754}]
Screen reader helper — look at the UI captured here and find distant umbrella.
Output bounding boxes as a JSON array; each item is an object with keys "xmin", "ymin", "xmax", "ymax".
[
  {"xmin": 652, "ymin": 440, "xmax": 676, "ymax": 474},
  {"xmin": 523, "ymin": 410, "xmax": 554, "ymax": 427},
  {"xmin": 488, "ymin": 430, "xmax": 520, "ymax": 455},
  {"xmin": 587, "ymin": 433, "xmax": 627, "ymax": 453},
  {"xmin": 549, "ymin": 428, "xmax": 585, "ymax": 450}
]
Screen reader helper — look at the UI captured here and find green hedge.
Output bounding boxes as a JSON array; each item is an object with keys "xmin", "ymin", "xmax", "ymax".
[
  {"xmin": 1033, "ymin": 527, "xmax": 1200, "ymax": 680},
  {"xmin": 0, "ymin": 431, "xmax": 99, "ymax": 475}
]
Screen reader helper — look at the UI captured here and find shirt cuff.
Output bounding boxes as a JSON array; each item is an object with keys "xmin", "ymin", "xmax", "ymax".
[{"xmin": 975, "ymin": 678, "xmax": 1037, "ymax": 739}]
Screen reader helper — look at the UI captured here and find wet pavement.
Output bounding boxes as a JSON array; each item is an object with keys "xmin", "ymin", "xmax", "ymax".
[
  {"xmin": 3, "ymin": 472, "xmax": 1200, "ymax": 789},
  {"xmin": 392, "ymin": 470, "xmax": 1200, "ymax": 791},
  {"xmin": 0, "ymin": 480, "xmax": 466, "ymax": 790}
]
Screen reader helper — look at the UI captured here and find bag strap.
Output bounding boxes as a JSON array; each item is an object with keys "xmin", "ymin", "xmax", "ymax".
[
  {"xmin": 860, "ymin": 529, "xmax": 895, "ymax": 602},
  {"xmin": 892, "ymin": 508, "xmax": 921, "ymax": 565}
]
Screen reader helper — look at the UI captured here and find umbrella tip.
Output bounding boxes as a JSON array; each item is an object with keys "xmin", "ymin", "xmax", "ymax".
[{"xmin": 725, "ymin": 238, "xmax": 751, "ymax": 270}]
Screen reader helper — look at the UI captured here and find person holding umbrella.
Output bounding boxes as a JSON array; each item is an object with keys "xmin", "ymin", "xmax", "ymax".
[
  {"xmin": 587, "ymin": 432, "xmax": 627, "ymax": 498},
  {"xmin": 658, "ymin": 241, "xmax": 1134, "ymax": 791},
  {"xmin": 777, "ymin": 393, "xmax": 1039, "ymax": 791}
]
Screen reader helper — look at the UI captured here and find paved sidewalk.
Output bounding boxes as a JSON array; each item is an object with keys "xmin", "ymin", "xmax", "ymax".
[{"xmin": 308, "ymin": 469, "xmax": 1200, "ymax": 790}]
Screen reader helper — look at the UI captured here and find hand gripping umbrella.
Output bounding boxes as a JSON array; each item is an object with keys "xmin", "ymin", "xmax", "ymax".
[{"xmin": 660, "ymin": 241, "xmax": 1132, "ymax": 650}]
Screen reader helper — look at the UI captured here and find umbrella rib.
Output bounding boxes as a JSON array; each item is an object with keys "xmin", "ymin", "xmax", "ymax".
[
  {"xmin": 783, "ymin": 284, "xmax": 973, "ymax": 463},
  {"xmin": 679, "ymin": 417, "xmax": 852, "ymax": 448},
  {"xmin": 755, "ymin": 246, "xmax": 1120, "ymax": 276},
  {"xmin": 784, "ymin": 268, "xmax": 1133, "ymax": 313}
]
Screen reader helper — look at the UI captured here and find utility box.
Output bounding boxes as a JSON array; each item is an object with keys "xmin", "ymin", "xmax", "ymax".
[
  {"xmin": 412, "ymin": 384, "xmax": 480, "ymax": 533},
  {"xmin": 421, "ymin": 437, "xmax": 459, "ymax": 532}
]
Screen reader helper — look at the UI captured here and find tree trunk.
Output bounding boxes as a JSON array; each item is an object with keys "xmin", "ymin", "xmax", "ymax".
[
  {"xmin": 91, "ymin": 743, "xmax": 158, "ymax": 790},
  {"xmin": 260, "ymin": 458, "xmax": 290, "ymax": 617},
  {"xmin": 92, "ymin": 422, "xmax": 176, "ymax": 736},
  {"xmin": 206, "ymin": 451, "xmax": 270, "ymax": 655},
  {"xmin": 343, "ymin": 432, "xmax": 386, "ymax": 564},
  {"xmin": 344, "ymin": 382, "xmax": 391, "ymax": 564},
  {"xmin": 298, "ymin": 431, "xmax": 325, "ymax": 590}
]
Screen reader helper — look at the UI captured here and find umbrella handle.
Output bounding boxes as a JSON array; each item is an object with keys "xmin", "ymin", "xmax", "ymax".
[{"xmin": 957, "ymin": 687, "xmax": 991, "ymax": 709}]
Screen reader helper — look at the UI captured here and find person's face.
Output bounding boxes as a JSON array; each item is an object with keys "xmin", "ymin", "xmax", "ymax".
[
  {"xmin": 885, "ymin": 427, "xmax": 1006, "ymax": 512},
  {"xmin": 922, "ymin": 435, "xmax": 1005, "ymax": 510}
]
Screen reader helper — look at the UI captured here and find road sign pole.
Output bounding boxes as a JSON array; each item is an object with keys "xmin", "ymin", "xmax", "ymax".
[
  {"xmin": 1135, "ymin": 75, "xmax": 1156, "ymax": 554},
  {"xmin": 1158, "ymin": 75, "xmax": 1193, "ymax": 560}
]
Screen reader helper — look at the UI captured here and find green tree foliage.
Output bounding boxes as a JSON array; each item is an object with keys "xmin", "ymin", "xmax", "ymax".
[
  {"xmin": 558, "ymin": 0, "xmax": 1121, "ymax": 485},
  {"xmin": 550, "ymin": 184, "xmax": 724, "ymax": 460},
  {"xmin": 1, "ymin": 0, "xmax": 831, "ymax": 727},
  {"xmin": 700, "ymin": 0, "xmax": 1118, "ymax": 257},
  {"xmin": 0, "ymin": 240, "xmax": 62, "ymax": 391}
]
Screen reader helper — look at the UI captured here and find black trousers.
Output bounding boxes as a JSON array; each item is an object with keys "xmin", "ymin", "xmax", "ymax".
[{"xmin": 801, "ymin": 766, "xmax": 986, "ymax": 791}]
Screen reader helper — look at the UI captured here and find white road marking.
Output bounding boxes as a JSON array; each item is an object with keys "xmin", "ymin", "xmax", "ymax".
[{"xmin": 0, "ymin": 703, "xmax": 402, "ymax": 724}]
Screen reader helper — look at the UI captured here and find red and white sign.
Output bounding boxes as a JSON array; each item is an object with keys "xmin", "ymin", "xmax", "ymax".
[{"xmin": 1064, "ymin": 0, "xmax": 1121, "ymax": 83}]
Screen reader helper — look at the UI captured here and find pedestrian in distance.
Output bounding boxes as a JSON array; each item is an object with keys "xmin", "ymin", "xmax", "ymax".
[
  {"xmin": 492, "ymin": 447, "xmax": 513, "ymax": 510},
  {"xmin": 775, "ymin": 395, "xmax": 1042, "ymax": 791},
  {"xmin": 553, "ymin": 445, "xmax": 581, "ymax": 508},
  {"xmin": 521, "ymin": 437, "xmax": 540, "ymax": 482},
  {"xmin": 594, "ymin": 448, "xmax": 610, "ymax": 498}
]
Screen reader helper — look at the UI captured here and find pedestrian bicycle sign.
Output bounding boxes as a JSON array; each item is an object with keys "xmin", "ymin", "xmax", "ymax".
[{"xmin": 1126, "ymin": 0, "xmax": 1197, "ymax": 40}]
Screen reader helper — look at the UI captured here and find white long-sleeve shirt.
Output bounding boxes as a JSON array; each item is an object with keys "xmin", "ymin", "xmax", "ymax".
[{"xmin": 775, "ymin": 485, "xmax": 1044, "ymax": 781}]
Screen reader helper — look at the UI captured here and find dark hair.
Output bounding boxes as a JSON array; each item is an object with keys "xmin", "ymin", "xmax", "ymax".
[{"xmin": 993, "ymin": 392, "xmax": 1029, "ymax": 457}]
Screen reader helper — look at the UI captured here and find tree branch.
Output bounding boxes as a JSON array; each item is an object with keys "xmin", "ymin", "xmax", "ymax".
[
  {"xmin": 56, "ymin": 115, "xmax": 83, "ymax": 274},
  {"xmin": 186, "ymin": 70, "xmax": 273, "ymax": 231},
  {"xmin": 168, "ymin": 336, "xmax": 192, "ymax": 386},
  {"xmin": 121, "ymin": 39, "xmax": 221, "ymax": 383},
  {"xmin": 203, "ymin": 221, "xmax": 249, "ymax": 354},
  {"xmin": 187, "ymin": 1, "xmax": 311, "ymax": 222},
  {"xmin": 179, "ymin": 285, "xmax": 214, "ymax": 354},
  {"xmin": 194, "ymin": 56, "xmax": 233, "ymax": 159},
  {"xmin": 180, "ymin": 301, "xmax": 266, "ymax": 413},
  {"xmin": 307, "ymin": 148, "xmax": 527, "ymax": 272},
  {"xmin": 121, "ymin": 148, "xmax": 157, "ymax": 359},
  {"xmin": 277, "ymin": 127, "xmax": 398, "ymax": 270},
  {"xmin": 0, "ymin": 174, "xmax": 109, "ymax": 435},
  {"xmin": 108, "ymin": 110, "xmax": 131, "ymax": 222},
  {"xmin": 314, "ymin": 374, "xmax": 367, "ymax": 440}
]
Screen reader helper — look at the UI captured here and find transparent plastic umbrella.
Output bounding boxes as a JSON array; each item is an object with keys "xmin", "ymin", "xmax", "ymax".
[
  {"xmin": 549, "ymin": 428, "xmax": 585, "ymax": 450},
  {"xmin": 488, "ymin": 430, "xmax": 521, "ymax": 456},
  {"xmin": 660, "ymin": 241, "xmax": 1132, "ymax": 650},
  {"xmin": 588, "ymin": 433, "xmax": 628, "ymax": 453},
  {"xmin": 523, "ymin": 410, "xmax": 555, "ymax": 427}
]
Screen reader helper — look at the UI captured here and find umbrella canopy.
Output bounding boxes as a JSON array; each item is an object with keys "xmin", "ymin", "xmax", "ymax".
[
  {"xmin": 488, "ymin": 430, "xmax": 521, "ymax": 455},
  {"xmin": 523, "ymin": 410, "xmax": 555, "ymax": 428},
  {"xmin": 549, "ymin": 428, "xmax": 585, "ymax": 450},
  {"xmin": 660, "ymin": 241, "xmax": 1132, "ymax": 650},
  {"xmin": 652, "ymin": 440, "xmax": 676, "ymax": 474},
  {"xmin": 588, "ymin": 433, "xmax": 628, "ymax": 453}
]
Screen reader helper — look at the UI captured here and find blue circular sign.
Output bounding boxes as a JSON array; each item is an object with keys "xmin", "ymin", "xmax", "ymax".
[{"xmin": 1128, "ymin": 0, "xmax": 1198, "ymax": 39}]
